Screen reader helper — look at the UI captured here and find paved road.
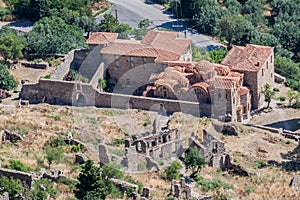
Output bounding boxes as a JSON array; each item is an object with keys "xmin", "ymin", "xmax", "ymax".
[{"xmin": 97, "ymin": 0, "xmax": 221, "ymax": 50}]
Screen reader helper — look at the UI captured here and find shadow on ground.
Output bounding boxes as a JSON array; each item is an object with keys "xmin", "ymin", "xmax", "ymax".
[{"xmin": 265, "ymin": 118, "xmax": 300, "ymax": 132}]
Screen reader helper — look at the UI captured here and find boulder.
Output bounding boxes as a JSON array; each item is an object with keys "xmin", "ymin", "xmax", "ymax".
[
  {"xmin": 221, "ymin": 123, "xmax": 239, "ymax": 136},
  {"xmin": 75, "ymin": 153, "xmax": 88, "ymax": 164},
  {"xmin": 2, "ymin": 130, "xmax": 24, "ymax": 143},
  {"xmin": 290, "ymin": 176, "xmax": 300, "ymax": 192}
]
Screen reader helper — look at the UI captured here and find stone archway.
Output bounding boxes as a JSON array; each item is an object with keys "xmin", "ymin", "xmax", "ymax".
[{"xmin": 73, "ymin": 92, "xmax": 87, "ymax": 106}]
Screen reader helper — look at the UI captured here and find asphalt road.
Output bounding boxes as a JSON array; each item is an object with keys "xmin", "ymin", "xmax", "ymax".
[{"xmin": 97, "ymin": 0, "xmax": 221, "ymax": 50}]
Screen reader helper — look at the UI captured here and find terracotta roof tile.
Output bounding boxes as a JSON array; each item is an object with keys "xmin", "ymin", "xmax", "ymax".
[
  {"xmin": 142, "ymin": 30, "xmax": 192, "ymax": 58},
  {"xmin": 194, "ymin": 60, "xmax": 215, "ymax": 73},
  {"xmin": 191, "ymin": 82, "xmax": 209, "ymax": 93},
  {"xmin": 86, "ymin": 32, "xmax": 118, "ymax": 44},
  {"xmin": 238, "ymin": 86, "xmax": 250, "ymax": 96},
  {"xmin": 221, "ymin": 44, "xmax": 273, "ymax": 72},
  {"xmin": 101, "ymin": 42, "xmax": 158, "ymax": 57},
  {"xmin": 208, "ymin": 76, "xmax": 237, "ymax": 90}
]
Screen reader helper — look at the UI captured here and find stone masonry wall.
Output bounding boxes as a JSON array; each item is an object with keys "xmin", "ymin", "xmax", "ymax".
[
  {"xmin": 20, "ymin": 79, "xmax": 201, "ymax": 116},
  {"xmin": 0, "ymin": 167, "xmax": 35, "ymax": 187}
]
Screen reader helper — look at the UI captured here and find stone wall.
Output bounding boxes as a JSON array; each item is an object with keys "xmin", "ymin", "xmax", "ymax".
[
  {"xmin": 20, "ymin": 79, "xmax": 202, "ymax": 117},
  {"xmin": 0, "ymin": 167, "xmax": 35, "ymax": 187},
  {"xmin": 51, "ymin": 49, "xmax": 88, "ymax": 81}
]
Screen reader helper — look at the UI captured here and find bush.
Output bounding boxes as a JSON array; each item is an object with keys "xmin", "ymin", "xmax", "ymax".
[
  {"xmin": 164, "ymin": 161, "xmax": 183, "ymax": 180},
  {"xmin": 113, "ymin": 138, "xmax": 125, "ymax": 147},
  {"xmin": 196, "ymin": 178, "xmax": 233, "ymax": 192},
  {"xmin": 0, "ymin": 176, "xmax": 23, "ymax": 199},
  {"xmin": 29, "ymin": 178, "xmax": 58, "ymax": 199},
  {"xmin": 278, "ymin": 96, "xmax": 286, "ymax": 101},
  {"xmin": 273, "ymin": 87, "xmax": 280, "ymax": 92},
  {"xmin": 143, "ymin": 118, "xmax": 151, "ymax": 126},
  {"xmin": 244, "ymin": 186, "xmax": 256, "ymax": 194},
  {"xmin": 3, "ymin": 159, "xmax": 32, "ymax": 172},
  {"xmin": 0, "ymin": 64, "xmax": 18, "ymax": 90}
]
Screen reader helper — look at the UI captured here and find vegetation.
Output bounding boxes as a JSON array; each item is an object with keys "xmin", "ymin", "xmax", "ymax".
[
  {"xmin": 28, "ymin": 178, "xmax": 58, "ymax": 200},
  {"xmin": 0, "ymin": 63, "xmax": 18, "ymax": 91},
  {"xmin": 0, "ymin": 33, "xmax": 24, "ymax": 62},
  {"xmin": 3, "ymin": 159, "xmax": 32, "ymax": 172},
  {"xmin": 26, "ymin": 17, "xmax": 86, "ymax": 55},
  {"xmin": 45, "ymin": 146, "xmax": 63, "ymax": 169},
  {"xmin": 64, "ymin": 70, "xmax": 89, "ymax": 83},
  {"xmin": 154, "ymin": 0, "xmax": 300, "ymax": 90},
  {"xmin": 261, "ymin": 83, "xmax": 275, "ymax": 109},
  {"xmin": 164, "ymin": 161, "xmax": 183, "ymax": 180},
  {"xmin": 75, "ymin": 160, "xmax": 124, "ymax": 200},
  {"xmin": 184, "ymin": 148, "xmax": 205, "ymax": 177},
  {"xmin": 0, "ymin": 176, "xmax": 23, "ymax": 200},
  {"xmin": 196, "ymin": 177, "xmax": 233, "ymax": 192}
]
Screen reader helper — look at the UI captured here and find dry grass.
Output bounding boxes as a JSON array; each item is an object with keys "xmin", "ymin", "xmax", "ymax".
[{"xmin": 1, "ymin": 103, "xmax": 300, "ymax": 199}]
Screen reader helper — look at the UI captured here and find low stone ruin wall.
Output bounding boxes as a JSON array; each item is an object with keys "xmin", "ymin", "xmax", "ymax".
[
  {"xmin": 0, "ymin": 167, "xmax": 35, "ymax": 187},
  {"xmin": 20, "ymin": 61, "xmax": 49, "ymax": 69},
  {"xmin": 246, "ymin": 124, "xmax": 300, "ymax": 141}
]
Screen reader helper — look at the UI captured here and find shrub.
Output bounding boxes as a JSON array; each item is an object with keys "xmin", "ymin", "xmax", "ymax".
[
  {"xmin": 3, "ymin": 159, "xmax": 31, "ymax": 172},
  {"xmin": 196, "ymin": 178, "xmax": 233, "ymax": 192},
  {"xmin": 29, "ymin": 178, "xmax": 58, "ymax": 199},
  {"xmin": 143, "ymin": 118, "xmax": 151, "ymax": 126},
  {"xmin": 278, "ymin": 96, "xmax": 286, "ymax": 101},
  {"xmin": 0, "ymin": 64, "xmax": 18, "ymax": 90},
  {"xmin": 253, "ymin": 160, "xmax": 267, "ymax": 169},
  {"xmin": 113, "ymin": 138, "xmax": 125, "ymax": 147},
  {"xmin": 244, "ymin": 186, "xmax": 256, "ymax": 194},
  {"xmin": 40, "ymin": 74, "xmax": 51, "ymax": 79},
  {"xmin": 164, "ymin": 161, "xmax": 183, "ymax": 180},
  {"xmin": 0, "ymin": 176, "xmax": 23, "ymax": 198},
  {"xmin": 54, "ymin": 115, "xmax": 61, "ymax": 121},
  {"xmin": 273, "ymin": 87, "xmax": 280, "ymax": 92},
  {"xmin": 286, "ymin": 140, "xmax": 291, "ymax": 144}
]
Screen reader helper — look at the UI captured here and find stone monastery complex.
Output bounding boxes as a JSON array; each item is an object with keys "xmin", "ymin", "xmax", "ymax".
[{"xmin": 21, "ymin": 30, "xmax": 275, "ymax": 122}]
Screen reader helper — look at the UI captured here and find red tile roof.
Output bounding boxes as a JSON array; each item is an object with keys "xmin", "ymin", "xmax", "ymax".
[
  {"xmin": 142, "ymin": 30, "xmax": 192, "ymax": 58},
  {"xmin": 221, "ymin": 44, "xmax": 273, "ymax": 72},
  {"xmin": 141, "ymin": 30, "xmax": 192, "ymax": 59},
  {"xmin": 86, "ymin": 32, "xmax": 118, "ymax": 44},
  {"xmin": 238, "ymin": 86, "xmax": 250, "ymax": 96},
  {"xmin": 208, "ymin": 76, "xmax": 237, "ymax": 90},
  {"xmin": 194, "ymin": 60, "xmax": 215, "ymax": 73},
  {"xmin": 100, "ymin": 30, "xmax": 191, "ymax": 61},
  {"xmin": 191, "ymin": 82, "xmax": 209, "ymax": 93}
]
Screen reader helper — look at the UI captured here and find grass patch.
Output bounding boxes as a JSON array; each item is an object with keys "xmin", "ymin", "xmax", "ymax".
[
  {"xmin": 108, "ymin": 148, "xmax": 125, "ymax": 157},
  {"xmin": 196, "ymin": 177, "xmax": 233, "ymax": 192}
]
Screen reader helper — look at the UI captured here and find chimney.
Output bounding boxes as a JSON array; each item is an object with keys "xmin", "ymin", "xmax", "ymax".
[{"xmin": 255, "ymin": 61, "xmax": 260, "ymax": 66}]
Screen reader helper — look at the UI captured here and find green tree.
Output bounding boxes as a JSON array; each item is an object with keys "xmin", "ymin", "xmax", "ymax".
[
  {"xmin": 26, "ymin": 16, "xmax": 86, "ymax": 55},
  {"xmin": 184, "ymin": 148, "xmax": 205, "ymax": 177},
  {"xmin": 217, "ymin": 14, "xmax": 254, "ymax": 49},
  {"xmin": 0, "ymin": 177, "xmax": 23, "ymax": 200},
  {"xmin": 0, "ymin": 33, "xmax": 24, "ymax": 63},
  {"xmin": 287, "ymin": 90, "xmax": 299, "ymax": 107},
  {"xmin": 98, "ymin": 78, "xmax": 107, "ymax": 91},
  {"xmin": 45, "ymin": 146, "xmax": 63, "ymax": 169},
  {"xmin": 261, "ymin": 83, "xmax": 275, "ymax": 109},
  {"xmin": 138, "ymin": 19, "xmax": 152, "ymax": 29},
  {"xmin": 0, "ymin": 64, "xmax": 18, "ymax": 90},
  {"xmin": 164, "ymin": 161, "xmax": 183, "ymax": 180},
  {"xmin": 97, "ymin": 14, "xmax": 131, "ymax": 33},
  {"xmin": 209, "ymin": 48, "xmax": 228, "ymax": 64},
  {"xmin": 224, "ymin": 0, "xmax": 241, "ymax": 14},
  {"xmin": 75, "ymin": 160, "xmax": 107, "ymax": 199}
]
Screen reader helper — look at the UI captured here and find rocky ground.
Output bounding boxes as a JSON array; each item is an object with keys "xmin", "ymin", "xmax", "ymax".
[{"xmin": 0, "ymin": 103, "xmax": 300, "ymax": 199}]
